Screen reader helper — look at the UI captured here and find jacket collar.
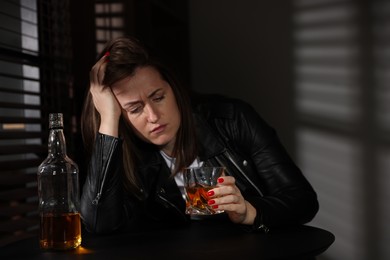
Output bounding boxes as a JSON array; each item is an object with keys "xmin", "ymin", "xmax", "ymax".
[{"xmin": 193, "ymin": 113, "xmax": 226, "ymax": 161}]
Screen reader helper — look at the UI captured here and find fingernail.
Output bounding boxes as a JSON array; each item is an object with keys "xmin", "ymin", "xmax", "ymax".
[
  {"xmin": 212, "ymin": 205, "xmax": 219, "ymax": 209},
  {"xmin": 217, "ymin": 178, "xmax": 224, "ymax": 183},
  {"xmin": 207, "ymin": 190, "xmax": 214, "ymax": 196},
  {"xmin": 104, "ymin": 51, "xmax": 110, "ymax": 56},
  {"xmin": 208, "ymin": 199, "xmax": 215, "ymax": 205}
]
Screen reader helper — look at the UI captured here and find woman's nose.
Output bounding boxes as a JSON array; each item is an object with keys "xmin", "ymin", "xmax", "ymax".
[{"xmin": 146, "ymin": 105, "xmax": 159, "ymax": 123}]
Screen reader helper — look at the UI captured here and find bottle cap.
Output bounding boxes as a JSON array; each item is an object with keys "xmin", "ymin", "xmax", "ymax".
[{"xmin": 49, "ymin": 113, "xmax": 63, "ymax": 129}]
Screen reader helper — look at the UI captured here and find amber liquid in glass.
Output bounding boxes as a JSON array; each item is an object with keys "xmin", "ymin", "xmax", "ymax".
[
  {"xmin": 40, "ymin": 212, "xmax": 81, "ymax": 250},
  {"xmin": 186, "ymin": 185, "xmax": 223, "ymax": 214},
  {"xmin": 186, "ymin": 186, "xmax": 211, "ymax": 209}
]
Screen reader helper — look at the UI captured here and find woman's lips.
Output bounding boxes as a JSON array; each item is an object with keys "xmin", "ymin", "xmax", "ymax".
[{"xmin": 151, "ymin": 124, "xmax": 167, "ymax": 134}]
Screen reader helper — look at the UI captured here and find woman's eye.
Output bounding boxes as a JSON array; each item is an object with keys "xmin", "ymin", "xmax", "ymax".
[
  {"xmin": 129, "ymin": 106, "xmax": 142, "ymax": 114},
  {"xmin": 153, "ymin": 95, "xmax": 164, "ymax": 102}
]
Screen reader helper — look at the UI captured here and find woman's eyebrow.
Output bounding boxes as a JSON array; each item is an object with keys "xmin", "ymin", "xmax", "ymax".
[
  {"xmin": 123, "ymin": 88, "xmax": 163, "ymax": 108},
  {"xmin": 123, "ymin": 100, "xmax": 140, "ymax": 109},
  {"xmin": 147, "ymin": 88, "xmax": 163, "ymax": 98}
]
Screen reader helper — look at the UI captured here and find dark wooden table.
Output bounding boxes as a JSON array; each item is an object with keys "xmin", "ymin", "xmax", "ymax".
[{"xmin": 0, "ymin": 219, "xmax": 334, "ymax": 259}]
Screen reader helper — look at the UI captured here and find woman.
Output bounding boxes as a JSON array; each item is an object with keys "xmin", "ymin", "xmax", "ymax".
[{"xmin": 81, "ymin": 36, "xmax": 319, "ymax": 234}]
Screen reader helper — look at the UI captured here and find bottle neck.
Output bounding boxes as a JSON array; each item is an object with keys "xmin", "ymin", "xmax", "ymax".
[{"xmin": 48, "ymin": 128, "xmax": 67, "ymax": 155}]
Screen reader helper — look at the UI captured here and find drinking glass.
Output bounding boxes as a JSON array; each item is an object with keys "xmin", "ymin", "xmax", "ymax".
[{"xmin": 183, "ymin": 167, "xmax": 225, "ymax": 215}]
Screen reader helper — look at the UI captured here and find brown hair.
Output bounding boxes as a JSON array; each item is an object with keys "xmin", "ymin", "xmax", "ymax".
[{"xmin": 81, "ymin": 36, "xmax": 197, "ymax": 195}]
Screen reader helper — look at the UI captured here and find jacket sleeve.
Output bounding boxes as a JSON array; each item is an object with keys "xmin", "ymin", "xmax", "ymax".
[
  {"xmin": 80, "ymin": 133, "xmax": 126, "ymax": 234},
  {"xmin": 227, "ymin": 101, "xmax": 319, "ymax": 230}
]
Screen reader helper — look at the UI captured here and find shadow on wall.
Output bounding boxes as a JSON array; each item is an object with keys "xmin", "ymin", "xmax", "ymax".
[{"xmin": 293, "ymin": 1, "xmax": 390, "ymax": 260}]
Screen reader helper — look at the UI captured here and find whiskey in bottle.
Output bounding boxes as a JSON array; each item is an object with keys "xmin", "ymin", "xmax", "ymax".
[{"xmin": 37, "ymin": 113, "xmax": 81, "ymax": 250}]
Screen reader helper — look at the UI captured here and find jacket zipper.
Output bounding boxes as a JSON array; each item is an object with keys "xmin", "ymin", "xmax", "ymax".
[
  {"xmin": 92, "ymin": 136, "xmax": 118, "ymax": 205},
  {"xmin": 223, "ymin": 150, "xmax": 270, "ymax": 232},
  {"xmin": 222, "ymin": 150, "xmax": 263, "ymax": 197}
]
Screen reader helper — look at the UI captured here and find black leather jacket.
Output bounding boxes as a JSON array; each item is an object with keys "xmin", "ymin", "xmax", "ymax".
[{"xmin": 81, "ymin": 95, "xmax": 319, "ymax": 234}]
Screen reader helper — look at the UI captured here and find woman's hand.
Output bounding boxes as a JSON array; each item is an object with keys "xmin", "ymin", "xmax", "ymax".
[
  {"xmin": 89, "ymin": 53, "xmax": 122, "ymax": 137},
  {"xmin": 207, "ymin": 176, "xmax": 257, "ymax": 225}
]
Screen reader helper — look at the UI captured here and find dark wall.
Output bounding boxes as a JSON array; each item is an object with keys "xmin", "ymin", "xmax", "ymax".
[{"xmin": 189, "ymin": 1, "xmax": 295, "ymax": 154}]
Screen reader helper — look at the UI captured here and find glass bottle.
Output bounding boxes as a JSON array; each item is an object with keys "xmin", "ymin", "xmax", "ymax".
[{"xmin": 37, "ymin": 113, "xmax": 81, "ymax": 250}]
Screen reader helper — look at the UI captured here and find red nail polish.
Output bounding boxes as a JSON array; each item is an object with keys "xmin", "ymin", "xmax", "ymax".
[
  {"xmin": 212, "ymin": 205, "xmax": 219, "ymax": 209},
  {"xmin": 207, "ymin": 190, "xmax": 214, "ymax": 196},
  {"xmin": 208, "ymin": 199, "xmax": 215, "ymax": 205},
  {"xmin": 104, "ymin": 51, "xmax": 110, "ymax": 56},
  {"xmin": 217, "ymin": 178, "xmax": 224, "ymax": 183}
]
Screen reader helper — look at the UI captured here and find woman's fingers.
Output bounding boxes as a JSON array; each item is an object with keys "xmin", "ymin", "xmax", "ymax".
[
  {"xmin": 209, "ymin": 176, "xmax": 239, "ymax": 197},
  {"xmin": 207, "ymin": 175, "xmax": 249, "ymax": 223},
  {"xmin": 97, "ymin": 58, "xmax": 107, "ymax": 86},
  {"xmin": 210, "ymin": 185, "xmax": 237, "ymax": 197},
  {"xmin": 216, "ymin": 176, "xmax": 234, "ymax": 185},
  {"xmin": 210, "ymin": 194, "xmax": 241, "ymax": 204},
  {"xmin": 90, "ymin": 54, "xmax": 109, "ymax": 86},
  {"xmin": 208, "ymin": 176, "xmax": 244, "ymax": 207},
  {"xmin": 90, "ymin": 54, "xmax": 110, "ymax": 100},
  {"xmin": 89, "ymin": 52, "xmax": 121, "ymax": 118}
]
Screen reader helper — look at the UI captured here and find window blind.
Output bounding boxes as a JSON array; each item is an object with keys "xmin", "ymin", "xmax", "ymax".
[
  {"xmin": 294, "ymin": 0, "xmax": 390, "ymax": 259},
  {"xmin": 0, "ymin": 0, "xmax": 41, "ymax": 246},
  {"xmin": 293, "ymin": 0, "xmax": 363, "ymax": 259},
  {"xmin": 94, "ymin": 1, "xmax": 125, "ymax": 53},
  {"xmin": 373, "ymin": 1, "xmax": 390, "ymax": 259},
  {"xmin": 0, "ymin": 0, "xmax": 75, "ymax": 246}
]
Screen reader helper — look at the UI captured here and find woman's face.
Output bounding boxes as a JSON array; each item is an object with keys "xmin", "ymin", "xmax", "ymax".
[{"xmin": 111, "ymin": 66, "xmax": 181, "ymax": 155}]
